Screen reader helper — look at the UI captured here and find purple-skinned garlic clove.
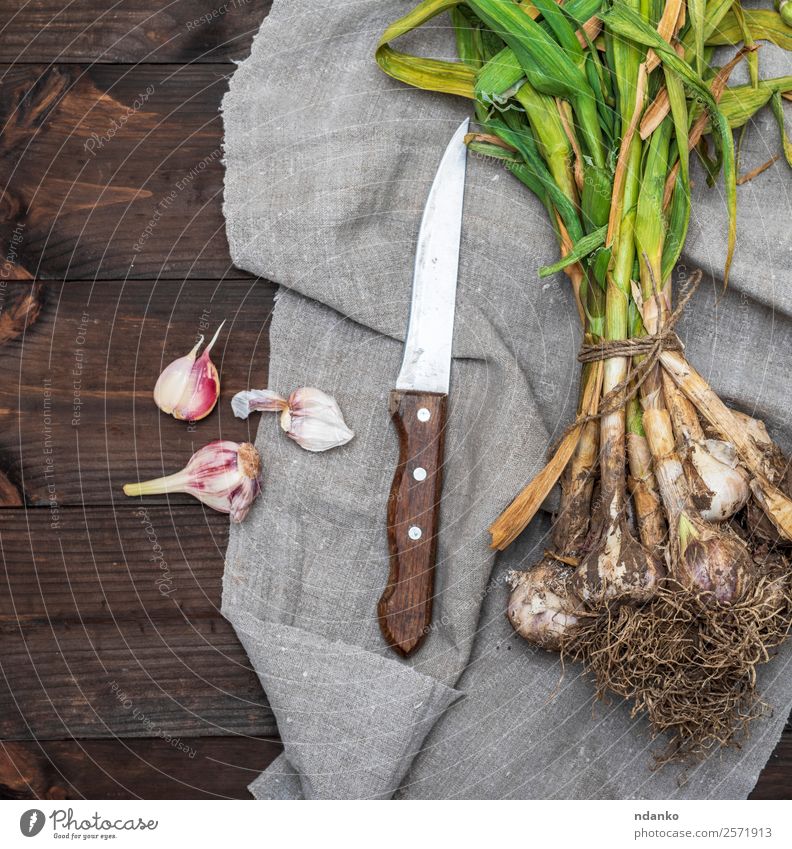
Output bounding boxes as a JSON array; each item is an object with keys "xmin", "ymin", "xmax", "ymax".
[
  {"xmin": 154, "ymin": 322, "xmax": 225, "ymax": 421},
  {"xmin": 122, "ymin": 440, "xmax": 262, "ymax": 522},
  {"xmin": 232, "ymin": 387, "xmax": 353, "ymax": 452}
]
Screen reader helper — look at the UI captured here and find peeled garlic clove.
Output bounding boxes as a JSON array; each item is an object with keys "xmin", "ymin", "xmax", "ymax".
[
  {"xmin": 154, "ymin": 322, "xmax": 224, "ymax": 421},
  {"xmin": 282, "ymin": 387, "xmax": 354, "ymax": 452},
  {"xmin": 687, "ymin": 439, "xmax": 750, "ymax": 522},
  {"xmin": 507, "ymin": 561, "xmax": 583, "ymax": 652},
  {"xmin": 231, "ymin": 386, "xmax": 354, "ymax": 452},
  {"xmin": 122, "ymin": 440, "xmax": 261, "ymax": 522}
]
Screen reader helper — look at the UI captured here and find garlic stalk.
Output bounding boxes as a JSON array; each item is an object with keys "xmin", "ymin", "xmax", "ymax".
[
  {"xmin": 154, "ymin": 322, "xmax": 225, "ymax": 421},
  {"xmin": 551, "ymin": 363, "xmax": 600, "ymax": 558},
  {"xmin": 569, "ymin": 51, "xmax": 665, "ymax": 606},
  {"xmin": 626, "ymin": 399, "xmax": 667, "ymax": 548},
  {"xmin": 731, "ymin": 411, "xmax": 792, "ymax": 544},
  {"xmin": 232, "ymin": 387, "xmax": 354, "ymax": 452},
  {"xmin": 122, "ymin": 440, "xmax": 261, "ymax": 522}
]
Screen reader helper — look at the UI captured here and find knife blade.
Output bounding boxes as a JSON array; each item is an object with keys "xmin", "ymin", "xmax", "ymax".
[{"xmin": 378, "ymin": 119, "xmax": 469, "ymax": 657}]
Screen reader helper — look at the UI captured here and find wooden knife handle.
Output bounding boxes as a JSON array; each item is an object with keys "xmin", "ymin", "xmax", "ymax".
[{"xmin": 379, "ymin": 389, "xmax": 448, "ymax": 657}]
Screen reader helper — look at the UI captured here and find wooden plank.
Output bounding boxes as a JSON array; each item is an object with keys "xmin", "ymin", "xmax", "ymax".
[
  {"xmin": 0, "ymin": 1, "xmax": 271, "ymax": 64},
  {"xmin": 0, "ymin": 64, "xmax": 255, "ymax": 279},
  {"xmin": 750, "ymin": 723, "xmax": 792, "ymax": 800},
  {"xmin": 0, "ymin": 279, "xmax": 275, "ymax": 506},
  {"xmin": 0, "ymin": 506, "xmax": 230, "ymax": 621},
  {"xmin": 0, "ymin": 737, "xmax": 284, "ymax": 800},
  {"xmin": 0, "ymin": 733, "xmax": 788, "ymax": 799},
  {"xmin": 0, "ymin": 618, "xmax": 277, "ymax": 740}
]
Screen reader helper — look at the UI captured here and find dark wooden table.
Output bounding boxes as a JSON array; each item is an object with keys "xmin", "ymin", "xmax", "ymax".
[{"xmin": 0, "ymin": 0, "xmax": 788, "ymax": 800}]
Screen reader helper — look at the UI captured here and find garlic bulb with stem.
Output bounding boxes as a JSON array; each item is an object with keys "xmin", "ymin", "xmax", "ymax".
[
  {"xmin": 232, "ymin": 387, "xmax": 353, "ymax": 452},
  {"xmin": 573, "ymin": 337, "xmax": 665, "ymax": 603},
  {"xmin": 686, "ymin": 438, "xmax": 750, "ymax": 521},
  {"xmin": 660, "ymin": 349, "xmax": 792, "ymax": 541},
  {"xmin": 570, "ymin": 104, "xmax": 665, "ymax": 606},
  {"xmin": 661, "ymin": 371, "xmax": 750, "ymax": 522},
  {"xmin": 122, "ymin": 440, "xmax": 261, "ymax": 522},
  {"xmin": 154, "ymin": 321, "xmax": 225, "ymax": 421},
  {"xmin": 636, "ymin": 316, "xmax": 754, "ymax": 605}
]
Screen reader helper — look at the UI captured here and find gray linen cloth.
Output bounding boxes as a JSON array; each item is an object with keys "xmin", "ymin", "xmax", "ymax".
[{"xmin": 222, "ymin": 0, "xmax": 792, "ymax": 799}]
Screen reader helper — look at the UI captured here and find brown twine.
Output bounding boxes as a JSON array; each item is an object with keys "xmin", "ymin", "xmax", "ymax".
[
  {"xmin": 578, "ymin": 333, "xmax": 683, "ymax": 363},
  {"xmin": 568, "ymin": 269, "xmax": 703, "ymax": 432}
]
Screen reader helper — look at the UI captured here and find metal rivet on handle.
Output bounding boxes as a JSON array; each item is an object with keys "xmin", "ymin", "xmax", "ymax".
[
  {"xmin": 417, "ymin": 407, "xmax": 431, "ymax": 422},
  {"xmin": 408, "ymin": 526, "xmax": 422, "ymax": 540},
  {"xmin": 413, "ymin": 467, "xmax": 427, "ymax": 481}
]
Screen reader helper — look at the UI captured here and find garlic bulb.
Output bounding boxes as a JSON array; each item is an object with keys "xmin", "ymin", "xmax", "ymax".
[
  {"xmin": 676, "ymin": 513, "xmax": 755, "ymax": 605},
  {"xmin": 232, "ymin": 387, "xmax": 353, "ymax": 452},
  {"xmin": 122, "ymin": 440, "xmax": 261, "ymax": 522},
  {"xmin": 507, "ymin": 561, "xmax": 583, "ymax": 651},
  {"xmin": 686, "ymin": 438, "xmax": 750, "ymax": 522},
  {"xmin": 574, "ymin": 514, "xmax": 665, "ymax": 604},
  {"xmin": 154, "ymin": 322, "xmax": 224, "ymax": 421}
]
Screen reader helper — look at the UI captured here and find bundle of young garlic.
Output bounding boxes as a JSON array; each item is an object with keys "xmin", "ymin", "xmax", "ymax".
[{"xmin": 377, "ymin": 0, "xmax": 792, "ymax": 759}]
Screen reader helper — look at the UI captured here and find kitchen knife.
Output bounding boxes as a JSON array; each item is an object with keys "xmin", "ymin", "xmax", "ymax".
[{"xmin": 378, "ymin": 119, "xmax": 469, "ymax": 657}]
